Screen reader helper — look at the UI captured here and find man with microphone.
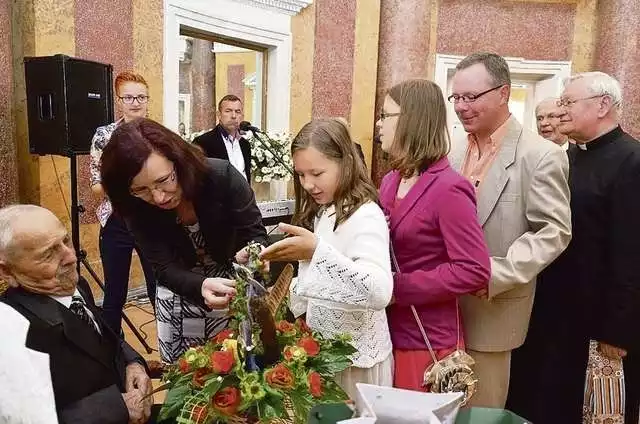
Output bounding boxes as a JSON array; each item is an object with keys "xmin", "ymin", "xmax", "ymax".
[{"xmin": 193, "ymin": 94, "xmax": 252, "ymax": 181}]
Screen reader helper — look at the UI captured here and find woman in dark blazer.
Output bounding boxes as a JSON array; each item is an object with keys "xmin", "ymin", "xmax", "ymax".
[
  {"xmin": 376, "ymin": 79, "xmax": 491, "ymax": 391},
  {"xmin": 100, "ymin": 118, "xmax": 268, "ymax": 363}
]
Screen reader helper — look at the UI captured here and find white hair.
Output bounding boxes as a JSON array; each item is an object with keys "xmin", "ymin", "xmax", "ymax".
[
  {"xmin": 535, "ymin": 97, "xmax": 560, "ymax": 113},
  {"xmin": 564, "ymin": 71, "xmax": 623, "ymax": 108},
  {"xmin": 0, "ymin": 204, "xmax": 44, "ymax": 261}
]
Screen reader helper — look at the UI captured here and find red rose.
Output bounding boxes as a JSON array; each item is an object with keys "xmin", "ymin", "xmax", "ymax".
[
  {"xmin": 211, "ymin": 350, "xmax": 235, "ymax": 374},
  {"xmin": 295, "ymin": 318, "xmax": 312, "ymax": 334},
  {"xmin": 283, "ymin": 346, "xmax": 294, "ymax": 361},
  {"xmin": 307, "ymin": 371, "xmax": 323, "ymax": 398},
  {"xmin": 178, "ymin": 358, "xmax": 190, "ymax": 373},
  {"xmin": 297, "ymin": 336, "xmax": 320, "ymax": 357},
  {"xmin": 192, "ymin": 368, "xmax": 209, "ymax": 388},
  {"xmin": 190, "ymin": 404, "xmax": 209, "ymax": 423},
  {"xmin": 276, "ymin": 320, "xmax": 296, "ymax": 335},
  {"xmin": 212, "ymin": 386, "xmax": 241, "ymax": 416},
  {"xmin": 212, "ymin": 328, "xmax": 234, "ymax": 344},
  {"xmin": 264, "ymin": 363, "xmax": 295, "ymax": 390}
]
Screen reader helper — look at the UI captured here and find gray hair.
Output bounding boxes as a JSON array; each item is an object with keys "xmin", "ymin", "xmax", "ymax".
[
  {"xmin": 564, "ymin": 71, "xmax": 622, "ymax": 108},
  {"xmin": 456, "ymin": 52, "xmax": 511, "ymax": 86},
  {"xmin": 0, "ymin": 204, "xmax": 43, "ymax": 261},
  {"xmin": 535, "ymin": 97, "xmax": 561, "ymax": 113}
]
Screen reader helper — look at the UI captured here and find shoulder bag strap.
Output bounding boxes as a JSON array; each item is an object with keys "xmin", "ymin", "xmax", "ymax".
[{"xmin": 389, "ymin": 240, "xmax": 462, "ymax": 365}]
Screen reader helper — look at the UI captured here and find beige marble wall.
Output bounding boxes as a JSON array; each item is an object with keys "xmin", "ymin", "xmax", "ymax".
[
  {"xmin": 349, "ymin": 0, "xmax": 381, "ymax": 171},
  {"xmin": 289, "ymin": 3, "xmax": 315, "ymax": 136}
]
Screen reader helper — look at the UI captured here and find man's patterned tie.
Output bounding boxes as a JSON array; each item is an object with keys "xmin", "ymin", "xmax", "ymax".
[{"xmin": 69, "ymin": 295, "xmax": 99, "ymax": 333}]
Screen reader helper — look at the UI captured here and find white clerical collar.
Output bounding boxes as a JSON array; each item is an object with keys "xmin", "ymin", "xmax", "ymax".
[{"xmin": 577, "ymin": 143, "xmax": 587, "ymax": 150}]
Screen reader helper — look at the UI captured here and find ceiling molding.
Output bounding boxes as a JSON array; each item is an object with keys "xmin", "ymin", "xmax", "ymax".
[{"xmin": 233, "ymin": 0, "xmax": 313, "ymax": 15}]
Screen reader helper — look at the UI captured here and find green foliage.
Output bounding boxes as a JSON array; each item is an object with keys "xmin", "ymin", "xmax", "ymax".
[{"xmin": 157, "ymin": 241, "xmax": 356, "ymax": 423}]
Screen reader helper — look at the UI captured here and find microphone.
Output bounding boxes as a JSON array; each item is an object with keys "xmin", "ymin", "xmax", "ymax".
[{"xmin": 239, "ymin": 121, "xmax": 262, "ymax": 134}]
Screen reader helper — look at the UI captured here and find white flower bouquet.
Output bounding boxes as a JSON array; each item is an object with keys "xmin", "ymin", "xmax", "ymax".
[{"xmin": 248, "ymin": 132, "xmax": 293, "ymax": 183}]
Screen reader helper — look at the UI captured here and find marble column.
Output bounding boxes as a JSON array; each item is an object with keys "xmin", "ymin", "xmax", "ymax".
[
  {"xmin": 0, "ymin": 0, "xmax": 18, "ymax": 207},
  {"xmin": 372, "ymin": 0, "xmax": 432, "ymax": 184},
  {"xmin": 191, "ymin": 38, "xmax": 215, "ymax": 133},
  {"xmin": 311, "ymin": 0, "xmax": 356, "ymax": 119},
  {"xmin": 595, "ymin": 0, "xmax": 640, "ymax": 139}
]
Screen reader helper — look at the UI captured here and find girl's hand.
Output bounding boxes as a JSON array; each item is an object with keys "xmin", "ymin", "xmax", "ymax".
[{"xmin": 259, "ymin": 223, "xmax": 317, "ymax": 262}]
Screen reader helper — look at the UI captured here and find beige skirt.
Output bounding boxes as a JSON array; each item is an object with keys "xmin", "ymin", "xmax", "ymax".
[{"xmin": 334, "ymin": 353, "xmax": 394, "ymax": 400}]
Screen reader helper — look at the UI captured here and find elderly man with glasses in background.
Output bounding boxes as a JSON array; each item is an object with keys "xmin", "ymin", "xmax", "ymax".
[
  {"xmin": 509, "ymin": 71, "xmax": 640, "ymax": 424},
  {"xmin": 447, "ymin": 52, "xmax": 572, "ymax": 409},
  {"xmin": 535, "ymin": 97, "xmax": 570, "ymax": 149}
]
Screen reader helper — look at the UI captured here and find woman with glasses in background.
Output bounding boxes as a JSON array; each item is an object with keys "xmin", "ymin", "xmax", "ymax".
[
  {"xmin": 99, "ymin": 118, "xmax": 268, "ymax": 363},
  {"xmin": 377, "ymin": 79, "xmax": 491, "ymax": 391},
  {"xmin": 89, "ymin": 71, "xmax": 157, "ymax": 336}
]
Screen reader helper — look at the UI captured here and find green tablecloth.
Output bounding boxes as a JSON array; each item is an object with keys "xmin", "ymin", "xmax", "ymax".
[
  {"xmin": 307, "ymin": 404, "xmax": 531, "ymax": 424},
  {"xmin": 455, "ymin": 408, "xmax": 530, "ymax": 423}
]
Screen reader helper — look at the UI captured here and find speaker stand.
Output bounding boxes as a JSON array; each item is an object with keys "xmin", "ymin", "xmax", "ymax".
[{"xmin": 69, "ymin": 154, "xmax": 153, "ymax": 354}]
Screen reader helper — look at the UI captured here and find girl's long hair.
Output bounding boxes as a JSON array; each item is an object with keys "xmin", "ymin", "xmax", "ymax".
[{"xmin": 291, "ymin": 118, "xmax": 378, "ymax": 230}]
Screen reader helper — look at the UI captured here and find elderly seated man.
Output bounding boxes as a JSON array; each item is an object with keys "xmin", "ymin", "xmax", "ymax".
[{"xmin": 0, "ymin": 204, "xmax": 153, "ymax": 424}]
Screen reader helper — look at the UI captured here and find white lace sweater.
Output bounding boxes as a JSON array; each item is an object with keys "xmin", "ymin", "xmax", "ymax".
[{"xmin": 290, "ymin": 202, "xmax": 393, "ymax": 368}]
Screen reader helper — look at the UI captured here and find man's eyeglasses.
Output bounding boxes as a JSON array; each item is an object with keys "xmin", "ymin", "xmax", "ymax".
[
  {"xmin": 379, "ymin": 112, "xmax": 401, "ymax": 121},
  {"xmin": 118, "ymin": 95, "xmax": 150, "ymax": 105},
  {"xmin": 130, "ymin": 168, "xmax": 177, "ymax": 199},
  {"xmin": 447, "ymin": 85, "xmax": 504, "ymax": 104},
  {"xmin": 556, "ymin": 95, "xmax": 604, "ymax": 108}
]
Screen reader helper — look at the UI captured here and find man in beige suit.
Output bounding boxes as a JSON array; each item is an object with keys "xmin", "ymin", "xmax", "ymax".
[{"xmin": 447, "ymin": 52, "xmax": 572, "ymax": 408}]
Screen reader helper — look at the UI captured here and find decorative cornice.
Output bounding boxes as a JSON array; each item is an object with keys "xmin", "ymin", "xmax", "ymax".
[{"xmin": 233, "ymin": 0, "xmax": 312, "ymax": 15}]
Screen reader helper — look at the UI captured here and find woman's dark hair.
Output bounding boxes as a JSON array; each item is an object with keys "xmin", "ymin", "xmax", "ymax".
[{"xmin": 100, "ymin": 118, "xmax": 209, "ymax": 215}]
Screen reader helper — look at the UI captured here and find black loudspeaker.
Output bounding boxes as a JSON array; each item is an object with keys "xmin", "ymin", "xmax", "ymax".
[{"xmin": 24, "ymin": 55, "xmax": 114, "ymax": 156}]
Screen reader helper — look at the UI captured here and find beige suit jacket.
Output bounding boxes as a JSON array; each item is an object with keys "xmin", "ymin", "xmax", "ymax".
[{"xmin": 449, "ymin": 116, "xmax": 572, "ymax": 352}]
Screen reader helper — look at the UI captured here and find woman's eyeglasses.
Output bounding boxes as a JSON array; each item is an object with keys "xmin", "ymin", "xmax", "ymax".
[
  {"xmin": 118, "ymin": 95, "xmax": 149, "ymax": 105},
  {"xmin": 379, "ymin": 112, "xmax": 401, "ymax": 121},
  {"xmin": 130, "ymin": 168, "xmax": 176, "ymax": 199}
]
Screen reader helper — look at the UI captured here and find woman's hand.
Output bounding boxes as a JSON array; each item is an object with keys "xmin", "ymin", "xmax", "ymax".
[
  {"xmin": 259, "ymin": 223, "xmax": 317, "ymax": 262},
  {"xmin": 235, "ymin": 245, "xmax": 270, "ymax": 273},
  {"xmin": 201, "ymin": 278, "xmax": 236, "ymax": 309}
]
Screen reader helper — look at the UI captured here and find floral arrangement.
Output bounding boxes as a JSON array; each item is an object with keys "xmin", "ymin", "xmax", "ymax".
[
  {"xmin": 247, "ymin": 132, "xmax": 293, "ymax": 183},
  {"xmin": 158, "ymin": 243, "xmax": 355, "ymax": 424}
]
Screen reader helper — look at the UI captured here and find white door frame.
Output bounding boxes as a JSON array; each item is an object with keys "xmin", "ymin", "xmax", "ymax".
[
  {"xmin": 435, "ymin": 54, "xmax": 572, "ymax": 136},
  {"xmin": 164, "ymin": 0, "xmax": 292, "ymax": 133}
]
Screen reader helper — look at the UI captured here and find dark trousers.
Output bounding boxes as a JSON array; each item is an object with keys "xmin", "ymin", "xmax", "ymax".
[
  {"xmin": 507, "ymin": 312, "xmax": 591, "ymax": 424},
  {"xmin": 99, "ymin": 214, "xmax": 156, "ymax": 336},
  {"xmin": 625, "ymin": 351, "xmax": 640, "ymax": 424}
]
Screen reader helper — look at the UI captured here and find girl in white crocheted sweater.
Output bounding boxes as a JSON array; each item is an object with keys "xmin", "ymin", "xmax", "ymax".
[{"xmin": 260, "ymin": 118, "xmax": 394, "ymax": 398}]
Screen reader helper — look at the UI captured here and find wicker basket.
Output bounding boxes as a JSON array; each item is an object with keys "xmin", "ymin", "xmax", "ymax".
[{"xmin": 227, "ymin": 396, "xmax": 295, "ymax": 424}]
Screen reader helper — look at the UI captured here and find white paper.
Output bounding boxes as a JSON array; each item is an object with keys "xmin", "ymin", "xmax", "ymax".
[
  {"xmin": 346, "ymin": 383, "xmax": 464, "ymax": 424},
  {"xmin": 0, "ymin": 303, "xmax": 58, "ymax": 424}
]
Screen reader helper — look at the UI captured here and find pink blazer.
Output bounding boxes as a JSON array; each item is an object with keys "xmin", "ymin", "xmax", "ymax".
[{"xmin": 380, "ymin": 157, "xmax": 491, "ymax": 350}]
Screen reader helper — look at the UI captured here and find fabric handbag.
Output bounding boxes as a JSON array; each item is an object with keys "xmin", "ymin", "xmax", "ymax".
[{"xmin": 390, "ymin": 242, "xmax": 477, "ymax": 405}]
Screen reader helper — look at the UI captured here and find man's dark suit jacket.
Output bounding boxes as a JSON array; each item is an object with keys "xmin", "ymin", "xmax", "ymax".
[
  {"xmin": 125, "ymin": 158, "xmax": 268, "ymax": 307},
  {"xmin": 193, "ymin": 124, "xmax": 252, "ymax": 181},
  {"xmin": 1, "ymin": 277, "xmax": 146, "ymax": 424}
]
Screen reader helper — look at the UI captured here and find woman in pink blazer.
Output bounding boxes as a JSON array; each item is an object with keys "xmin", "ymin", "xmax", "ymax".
[{"xmin": 376, "ymin": 79, "xmax": 491, "ymax": 391}]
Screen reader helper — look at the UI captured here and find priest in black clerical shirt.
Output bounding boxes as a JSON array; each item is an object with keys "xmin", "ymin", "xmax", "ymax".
[{"xmin": 507, "ymin": 71, "xmax": 640, "ymax": 424}]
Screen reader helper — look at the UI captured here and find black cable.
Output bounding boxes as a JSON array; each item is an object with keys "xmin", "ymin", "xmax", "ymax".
[{"xmin": 124, "ymin": 302, "xmax": 158, "ymax": 352}]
